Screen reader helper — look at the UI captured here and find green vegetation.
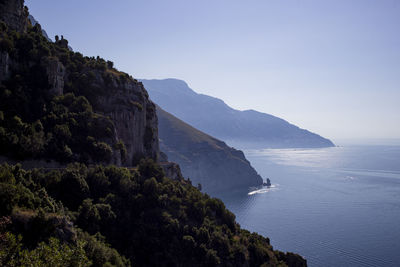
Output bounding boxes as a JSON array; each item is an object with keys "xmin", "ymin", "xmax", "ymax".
[
  {"xmin": 0, "ymin": 92, "xmax": 115, "ymax": 163},
  {"xmin": 0, "ymin": 162, "xmax": 304, "ymax": 266},
  {"xmin": 0, "ymin": 18, "xmax": 128, "ymax": 164},
  {"xmin": 0, "ymin": 6, "xmax": 306, "ymax": 266},
  {"xmin": 0, "ymin": 163, "xmax": 130, "ymax": 267}
]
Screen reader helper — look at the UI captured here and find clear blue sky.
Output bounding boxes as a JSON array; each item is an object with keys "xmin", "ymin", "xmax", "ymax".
[{"xmin": 26, "ymin": 0, "xmax": 400, "ymax": 141}]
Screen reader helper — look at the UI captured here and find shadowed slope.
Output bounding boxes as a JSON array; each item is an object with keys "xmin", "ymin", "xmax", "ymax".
[{"xmin": 157, "ymin": 106, "xmax": 263, "ymax": 193}]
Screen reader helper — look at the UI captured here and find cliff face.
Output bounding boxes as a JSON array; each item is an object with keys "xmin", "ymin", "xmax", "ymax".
[
  {"xmin": 0, "ymin": 2, "xmax": 308, "ymax": 266},
  {"xmin": 0, "ymin": 0, "xmax": 159, "ymax": 166},
  {"xmin": 0, "ymin": 51, "xmax": 11, "ymax": 81},
  {"xmin": 0, "ymin": 0, "xmax": 25, "ymax": 81},
  {"xmin": 91, "ymin": 75, "xmax": 159, "ymax": 165},
  {"xmin": 0, "ymin": 0, "xmax": 27, "ymax": 32},
  {"xmin": 157, "ymin": 106, "xmax": 263, "ymax": 194},
  {"xmin": 46, "ymin": 58, "xmax": 65, "ymax": 96}
]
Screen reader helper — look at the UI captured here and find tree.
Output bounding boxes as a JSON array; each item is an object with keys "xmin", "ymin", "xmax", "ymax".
[{"xmin": 107, "ymin": 60, "xmax": 114, "ymax": 69}]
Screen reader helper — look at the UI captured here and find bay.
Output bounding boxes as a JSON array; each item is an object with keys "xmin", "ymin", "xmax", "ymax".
[{"xmin": 218, "ymin": 145, "xmax": 400, "ymax": 267}]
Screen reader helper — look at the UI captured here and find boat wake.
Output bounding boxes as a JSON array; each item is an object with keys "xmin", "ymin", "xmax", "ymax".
[{"xmin": 248, "ymin": 184, "xmax": 279, "ymax": 195}]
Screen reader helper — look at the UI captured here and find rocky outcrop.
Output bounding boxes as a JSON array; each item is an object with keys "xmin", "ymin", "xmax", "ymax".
[
  {"xmin": 107, "ymin": 97, "xmax": 159, "ymax": 165},
  {"xmin": 46, "ymin": 58, "xmax": 65, "ymax": 96},
  {"xmin": 0, "ymin": 0, "xmax": 27, "ymax": 32},
  {"xmin": 159, "ymin": 161, "xmax": 184, "ymax": 181},
  {"xmin": 83, "ymin": 73, "xmax": 159, "ymax": 165}
]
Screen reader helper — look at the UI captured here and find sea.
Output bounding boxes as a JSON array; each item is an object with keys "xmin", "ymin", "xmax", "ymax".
[{"xmin": 217, "ymin": 144, "xmax": 400, "ymax": 267}]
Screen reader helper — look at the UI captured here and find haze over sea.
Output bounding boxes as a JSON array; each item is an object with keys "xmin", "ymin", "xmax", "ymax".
[{"xmin": 218, "ymin": 144, "xmax": 400, "ymax": 267}]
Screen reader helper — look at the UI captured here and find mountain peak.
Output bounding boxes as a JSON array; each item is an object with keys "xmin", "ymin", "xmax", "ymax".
[
  {"xmin": 140, "ymin": 78, "xmax": 195, "ymax": 95},
  {"xmin": 142, "ymin": 78, "xmax": 335, "ymax": 149}
]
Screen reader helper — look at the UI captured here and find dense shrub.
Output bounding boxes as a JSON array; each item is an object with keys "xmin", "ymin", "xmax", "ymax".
[
  {"xmin": 0, "ymin": 164, "xmax": 129, "ymax": 266},
  {"xmin": 0, "ymin": 24, "xmax": 126, "ymax": 164},
  {"xmin": 0, "ymin": 162, "xmax": 305, "ymax": 266},
  {"xmin": 0, "ymin": 92, "xmax": 116, "ymax": 163}
]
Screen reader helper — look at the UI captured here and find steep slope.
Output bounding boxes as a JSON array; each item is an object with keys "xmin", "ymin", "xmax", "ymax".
[
  {"xmin": 0, "ymin": 163, "xmax": 306, "ymax": 267},
  {"xmin": 0, "ymin": 1, "xmax": 307, "ymax": 266},
  {"xmin": 0, "ymin": 4, "xmax": 159, "ymax": 166},
  {"xmin": 142, "ymin": 78, "xmax": 335, "ymax": 148},
  {"xmin": 0, "ymin": 0, "xmax": 27, "ymax": 32},
  {"xmin": 157, "ymin": 106, "xmax": 263, "ymax": 193}
]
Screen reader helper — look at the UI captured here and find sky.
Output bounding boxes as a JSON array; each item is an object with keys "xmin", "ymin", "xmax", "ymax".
[{"xmin": 26, "ymin": 0, "xmax": 400, "ymax": 142}]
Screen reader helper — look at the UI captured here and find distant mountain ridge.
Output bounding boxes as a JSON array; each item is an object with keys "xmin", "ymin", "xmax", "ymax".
[
  {"xmin": 141, "ymin": 78, "xmax": 334, "ymax": 149},
  {"xmin": 157, "ymin": 106, "xmax": 263, "ymax": 194}
]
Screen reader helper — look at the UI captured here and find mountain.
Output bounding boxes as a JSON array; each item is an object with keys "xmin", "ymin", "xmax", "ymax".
[
  {"xmin": 157, "ymin": 106, "xmax": 263, "ymax": 194},
  {"xmin": 141, "ymin": 78, "xmax": 335, "ymax": 149},
  {"xmin": 0, "ymin": 1, "xmax": 306, "ymax": 266},
  {"xmin": 1, "ymin": 5, "xmax": 160, "ymax": 167}
]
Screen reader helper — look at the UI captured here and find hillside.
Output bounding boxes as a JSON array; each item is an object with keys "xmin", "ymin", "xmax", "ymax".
[
  {"xmin": 158, "ymin": 106, "xmax": 263, "ymax": 194},
  {"xmin": 142, "ymin": 78, "xmax": 335, "ymax": 149},
  {"xmin": 0, "ymin": 1, "xmax": 306, "ymax": 266},
  {"xmin": 0, "ymin": 2, "xmax": 159, "ymax": 166}
]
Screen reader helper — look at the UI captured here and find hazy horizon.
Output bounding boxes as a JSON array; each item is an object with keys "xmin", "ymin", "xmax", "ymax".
[{"xmin": 26, "ymin": 0, "xmax": 400, "ymax": 141}]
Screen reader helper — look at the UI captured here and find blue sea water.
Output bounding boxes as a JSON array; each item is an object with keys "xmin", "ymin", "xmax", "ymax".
[{"xmin": 218, "ymin": 145, "xmax": 400, "ymax": 267}]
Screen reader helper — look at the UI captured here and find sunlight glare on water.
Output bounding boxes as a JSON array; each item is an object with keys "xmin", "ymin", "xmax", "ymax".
[{"xmin": 218, "ymin": 145, "xmax": 400, "ymax": 267}]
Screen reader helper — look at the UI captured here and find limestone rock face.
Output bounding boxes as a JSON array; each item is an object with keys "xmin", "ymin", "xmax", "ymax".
[
  {"xmin": 0, "ymin": 0, "xmax": 27, "ymax": 32},
  {"xmin": 0, "ymin": 52, "xmax": 11, "ymax": 81},
  {"xmin": 84, "ymin": 73, "xmax": 159, "ymax": 165},
  {"xmin": 46, "ymin": 58, "xmax": 65, "ymax": 96}
]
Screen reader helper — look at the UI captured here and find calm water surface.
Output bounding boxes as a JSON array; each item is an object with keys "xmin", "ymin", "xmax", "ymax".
[{"xmin": 217, "ymin": 145, "xmax": 400, "ymax": 267}]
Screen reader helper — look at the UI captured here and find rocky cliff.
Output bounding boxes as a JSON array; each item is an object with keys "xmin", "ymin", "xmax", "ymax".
[
  {"xmin": 0, "ymin": 0, "xmax": 159, "ymax": 166},
  {"xmin": 91, "ymin": 76, "xmax": 159, "ymax": 165},
  {"xmin": 157, "ymin": 106, "xmax": 263, "ymax": 194},
  {"xmin": 0, "ymin": 50, "xmax": 11, "ymax": 81},
  {"xmin": 0, "ymin": 2, "xmax": 307, "ymax": 266},
  {"xmin": 0, "ymin": 0, "xmax": 27, "ymax": 32}
]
